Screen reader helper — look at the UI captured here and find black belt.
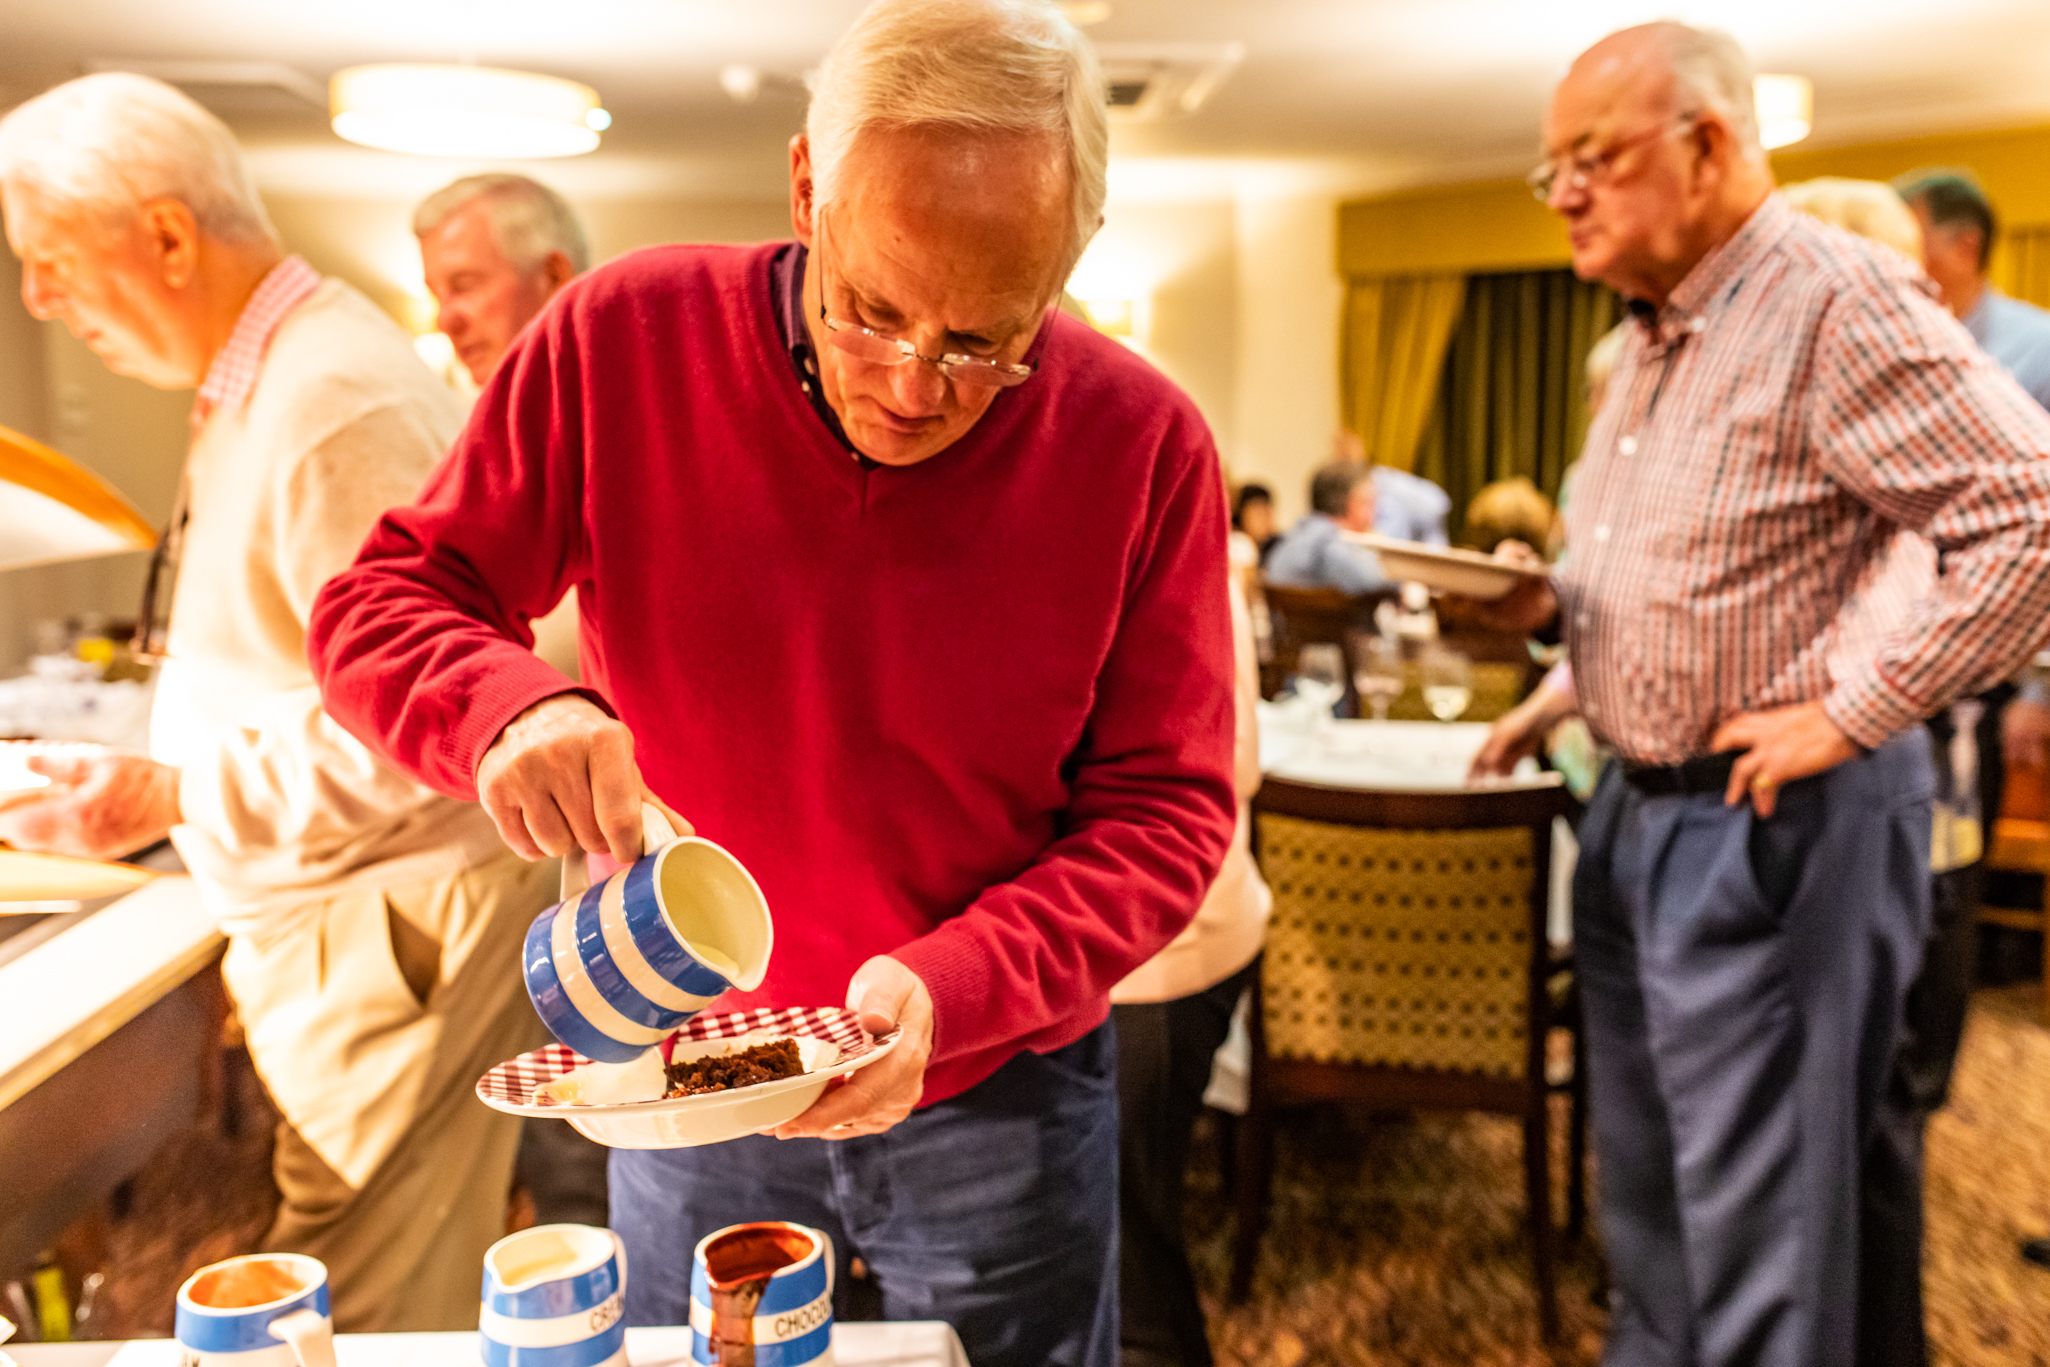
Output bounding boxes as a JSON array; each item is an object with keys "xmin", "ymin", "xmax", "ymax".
[{"xmin": 1619, "ymin": 750, "xmax": 1741, "ymax": 797}]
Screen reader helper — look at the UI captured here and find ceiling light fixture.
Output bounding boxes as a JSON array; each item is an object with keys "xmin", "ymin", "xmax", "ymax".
[
  {"xmin": 717, "ymin": 65, "xmax": 807, "ymax": 105},
  {"xmin": 1058, "ymin": 2, "xmax": 1113, "ymax": 25},
  {"xmin": 1753, "ymin": 73, "xmax": 1813, "ymax": 151},
  {"xmin": 329, "ymin": 63, "xmax": 610, "ymax": 159}
]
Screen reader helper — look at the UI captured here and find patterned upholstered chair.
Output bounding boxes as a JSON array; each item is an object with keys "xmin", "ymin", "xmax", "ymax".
[{"xmin": 1232, "ymin": 777, "xmax": 1583, "ymax": 1340}]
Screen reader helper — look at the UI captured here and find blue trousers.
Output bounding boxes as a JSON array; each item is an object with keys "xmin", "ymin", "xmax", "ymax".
[
  {"xmin": 1575, "ymin": 733, "xmax": 1932, "ymax": 1367},
  {"xmin": 609, "ymin": 1022, "xmax": 1120, "ymax": 1367}
]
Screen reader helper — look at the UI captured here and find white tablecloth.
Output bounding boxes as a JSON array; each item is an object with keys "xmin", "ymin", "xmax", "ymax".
[
  {"xmin": 1257, "ymin": 711, "xmax": 1554, "ymax": 792},
  {"xmin": 3, "ymin": 1323, "xmax": 968, "ymax": 1367}
]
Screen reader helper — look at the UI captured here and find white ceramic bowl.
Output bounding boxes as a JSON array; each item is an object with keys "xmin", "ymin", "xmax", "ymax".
[{"xmin": 1344, "ymin": 531, "xmax": 1546, "ymax": 602}]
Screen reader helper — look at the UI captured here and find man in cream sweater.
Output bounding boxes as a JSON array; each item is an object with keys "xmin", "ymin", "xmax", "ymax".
[{"xmin": 0, "ymin": 74, "xmax": 550, "ymax": 1330}]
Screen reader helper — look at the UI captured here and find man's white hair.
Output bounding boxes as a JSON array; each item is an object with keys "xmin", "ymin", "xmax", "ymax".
[
  {"xmin": 1642, "ymin": 21, "xmax": 1762, "ymax": 162},
  {"xmin": 805, "ymin": 0, "xmax": 1108, "ymax": 275},
  {"xmin": 0, "ymin": 72, "xmax": 276, "ymax": 244},
  {"xmin": 414, "ymin": 173, "xmax": 591, "ymax": 275}
]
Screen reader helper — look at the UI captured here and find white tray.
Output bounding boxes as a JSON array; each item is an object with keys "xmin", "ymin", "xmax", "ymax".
[{"xmin": 1345, "ymin": 531, "xmax": 1546, "ymax": 601}]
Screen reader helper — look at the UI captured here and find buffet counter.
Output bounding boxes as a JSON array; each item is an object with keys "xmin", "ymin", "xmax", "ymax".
[
  {"xmin": 0, "ymin": 875, "xmax": 220, "ymax": 1113},
  {"xmin": 0, "ymin": 875, "xmax": 223, "ymax": 1278}
]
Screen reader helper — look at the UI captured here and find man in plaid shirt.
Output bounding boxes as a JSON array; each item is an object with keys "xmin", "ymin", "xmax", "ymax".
[{"xmin": 1490, "ymin": 23, "xmax": 2050, "ymax": 1367}]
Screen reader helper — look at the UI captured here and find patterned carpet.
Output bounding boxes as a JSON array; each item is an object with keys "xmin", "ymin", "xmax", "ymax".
[
  {"xmin": 1191, "ymin": 983, "xmax": 2050, "ymax": 1366},
  {"xmin": 59, "ymin": 987, "xmax": 2050, "ymax": 1362}
]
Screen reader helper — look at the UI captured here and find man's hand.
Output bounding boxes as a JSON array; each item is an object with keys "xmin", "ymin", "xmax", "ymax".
[
  {"xmin": 773, "ymin": 955, "xmax": 935, "ymax": 1141},
  {"xmin": 0, "ymin": 744, "xmax": 180, "ymax": 859},
  {"xmin": 475, "ymin": 694, "xmax": 689, "ymax": 863},
  {"xmin": 1710, "ymin": 702, "xmax": 1860, "ymax": 818},
  {"xmin": 2004, "ymin": 697, "xmax": 2050, "ymax": 771},
  {"xmin": 1469, "ymin": 684, "xmax": 1572, "ymax": 782},
  {"xmin": 1462, "ymin": 540, "xmax": 1558, "ymax": 635}
]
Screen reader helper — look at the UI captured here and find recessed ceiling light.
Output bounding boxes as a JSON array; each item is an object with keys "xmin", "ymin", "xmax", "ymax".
[
  {"xmin": 329, "ymin": 63, "xmax": 609, "ymax": 159},
  {"xmin": 1059, "ymin": 2, "xmax": 1113, "ymax": 26}
]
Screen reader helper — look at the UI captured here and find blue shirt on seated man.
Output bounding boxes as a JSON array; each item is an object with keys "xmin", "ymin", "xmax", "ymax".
[
  {"xmin": 1373, "ymin": 465, "xmax": 1452, "ymax": 545},
  {"xmin": 1264, "ymin": 459, "xmax": 1392, "ymax": 596},
  {"xmin": 1897, "ymin": 168, "xmax": 2050, "ymax": 409}
]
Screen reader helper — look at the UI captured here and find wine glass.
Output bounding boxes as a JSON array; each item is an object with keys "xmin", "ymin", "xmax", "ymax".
[
  {"xmin": 1294, "ymin": 643, "xmax": 1346, "ymax": 732},
  {"xmin": 1420, "ymin": 645, "xmax": 1473, "ymax": 722},
  {"xmin": 1351, "ymin": 634, "xmax": 1405, "ymax": 723}
]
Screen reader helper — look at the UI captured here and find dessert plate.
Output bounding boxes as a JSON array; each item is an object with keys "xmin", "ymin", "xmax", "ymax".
[{"xmin": 477, "ymin": 1005, "xmax": 901, "ymax": 1150}]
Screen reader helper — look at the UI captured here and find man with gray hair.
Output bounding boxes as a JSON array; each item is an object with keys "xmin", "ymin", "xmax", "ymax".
[
  {"xmin": 0, "ymin": 73, "xmax": 552, "ymax": 1330},
  {"xmin": 1478, "ymin": 21, "xmax": 2050, "ymax": 1366},
  {"xmin": 309, "ymin": 1, "xmax": 1234, "ymax": 1362},
  {"xmin": 415, "ymin": 172, "xmax": 589, "ymax": 386},
  {"xmin": 1263, "ymin": 458, "xmax": 1393, "ymax": 595}
]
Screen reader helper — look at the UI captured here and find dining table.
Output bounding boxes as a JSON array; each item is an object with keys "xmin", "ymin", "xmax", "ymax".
[
  {"xmin": 2, "ymin": 1321, "xmax": 969, "ymax": 1366},
  {"xmin": 1257, "ymin": 704, "xmax": 1557, "ymax": 792}
]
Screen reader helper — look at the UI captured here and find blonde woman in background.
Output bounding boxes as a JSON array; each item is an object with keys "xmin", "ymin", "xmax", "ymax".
[{"xmin": 1463, "ymin": 476, "xmax": 1557, "ymax": 556}]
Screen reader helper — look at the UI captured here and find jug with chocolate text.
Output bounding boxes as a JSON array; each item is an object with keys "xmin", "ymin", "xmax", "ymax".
[{"xmin": 690, "ymin": 1222, "xmax": 835, "ymax": 1367}]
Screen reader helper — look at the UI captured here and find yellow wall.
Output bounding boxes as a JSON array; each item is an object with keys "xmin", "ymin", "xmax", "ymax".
[{"xmin": 1337, "ymin": 120, "xmax": 2050, "ymax": 283}]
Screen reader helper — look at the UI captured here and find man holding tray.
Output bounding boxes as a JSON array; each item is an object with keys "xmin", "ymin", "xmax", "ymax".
[{"xmin": 309, "ymin": 2, "xmax": 1236, "ymax": 1364}]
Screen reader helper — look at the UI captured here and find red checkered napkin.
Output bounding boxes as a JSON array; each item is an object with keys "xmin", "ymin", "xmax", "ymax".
[{"xmin": 476, "ymin": 1006, "xmax": 898, "ymax": 1109}]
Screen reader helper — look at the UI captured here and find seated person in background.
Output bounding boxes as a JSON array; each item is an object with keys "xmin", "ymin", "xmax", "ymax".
[
  {"xmin": 1231, "ymin": 480, "xmax": 1277, "ymax": 563},
  {"xmin": 1264, "ymin": 460, "xmax": 1392, "ymax": 596},
  {"xmin": 1333, "ymin": 429, "xmax": 1451, "ymax": 544},
  {"xmin": 1895, "ymin": 168, "xmax": 2050, "ymax": 410},
  {"xmin": 1463, "ymin": 476, "xmax": 1557, "ymax": 556},
  {"xmin": 1229, "ymin": 479, "xmax": 1276, "ymax": 662},
  {"xmin": 1375, "ymin": 465, "xmax": 1452, "ymax": 544}
]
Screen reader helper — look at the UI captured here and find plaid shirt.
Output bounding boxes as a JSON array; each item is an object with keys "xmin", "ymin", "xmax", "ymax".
[
  {"xmin": 1559, "ymin": 194, "xmax": 2050, "ymax": 765},
  {"xmin": 191, "ymin": 255, "xmax": 321, "ymax": 431}
]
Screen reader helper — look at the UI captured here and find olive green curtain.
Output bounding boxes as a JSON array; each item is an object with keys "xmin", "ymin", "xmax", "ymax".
[
  {"xmin": 2001, "ymin": 226, "xmax": 2050, "ymax": 311},
  {"xmin": 1339, "ymin": 273, "xmax": 1468, "ymax": 472},
  {"xmin": 1413, "ymin": 268, "xmax": 1623, "ymax": 543}
]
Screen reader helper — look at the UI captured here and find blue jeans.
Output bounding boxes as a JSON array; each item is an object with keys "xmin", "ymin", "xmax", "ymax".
[{"xmin": 610, "ymin": 1022, "xmax": 1120, "ymax": 1367}]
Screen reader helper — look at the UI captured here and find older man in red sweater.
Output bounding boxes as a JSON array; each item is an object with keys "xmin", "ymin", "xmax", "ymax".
[{"xmin": 308, "ymin": 2, "xmax": 1233, "ymax": 1363}]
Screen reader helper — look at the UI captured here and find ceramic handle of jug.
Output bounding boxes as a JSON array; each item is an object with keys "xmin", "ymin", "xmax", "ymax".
[
  {"xmin": 559, "ymin": 802, "xmax": 685, "ymax": 902},
  {"xmin": 270, "ymin": 1308, "xmax": 336, "ymax": 1367}
]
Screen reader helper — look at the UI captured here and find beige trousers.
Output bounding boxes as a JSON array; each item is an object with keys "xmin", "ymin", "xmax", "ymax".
[{"xmin": 222, "ymin": 851, "xmax": 554, "ymax": 1331}]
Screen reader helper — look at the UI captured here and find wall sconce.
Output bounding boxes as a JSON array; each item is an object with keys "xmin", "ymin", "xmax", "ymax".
[
  {"xmin": 1078, "ymin": 297, "xmax": 1140, "ymax": 339},
  {"xmin": 1754, "ymin": 74, "xmax": 1813, "ymax": 151}
]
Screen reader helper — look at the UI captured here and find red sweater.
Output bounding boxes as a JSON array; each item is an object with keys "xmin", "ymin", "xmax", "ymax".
[{"xmin": 308, "ymin": 242, "xmax": 1236, "ymax": 1105}]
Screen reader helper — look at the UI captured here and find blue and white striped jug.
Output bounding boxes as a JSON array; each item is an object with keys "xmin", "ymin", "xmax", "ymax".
[
  {"xmin": 480, "ymin": 1224, "xmax": 628, "ymax": 1367},
  {"xmin": 522, "ymin": 803, "xmax": 772, "ymax": 1063}
]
